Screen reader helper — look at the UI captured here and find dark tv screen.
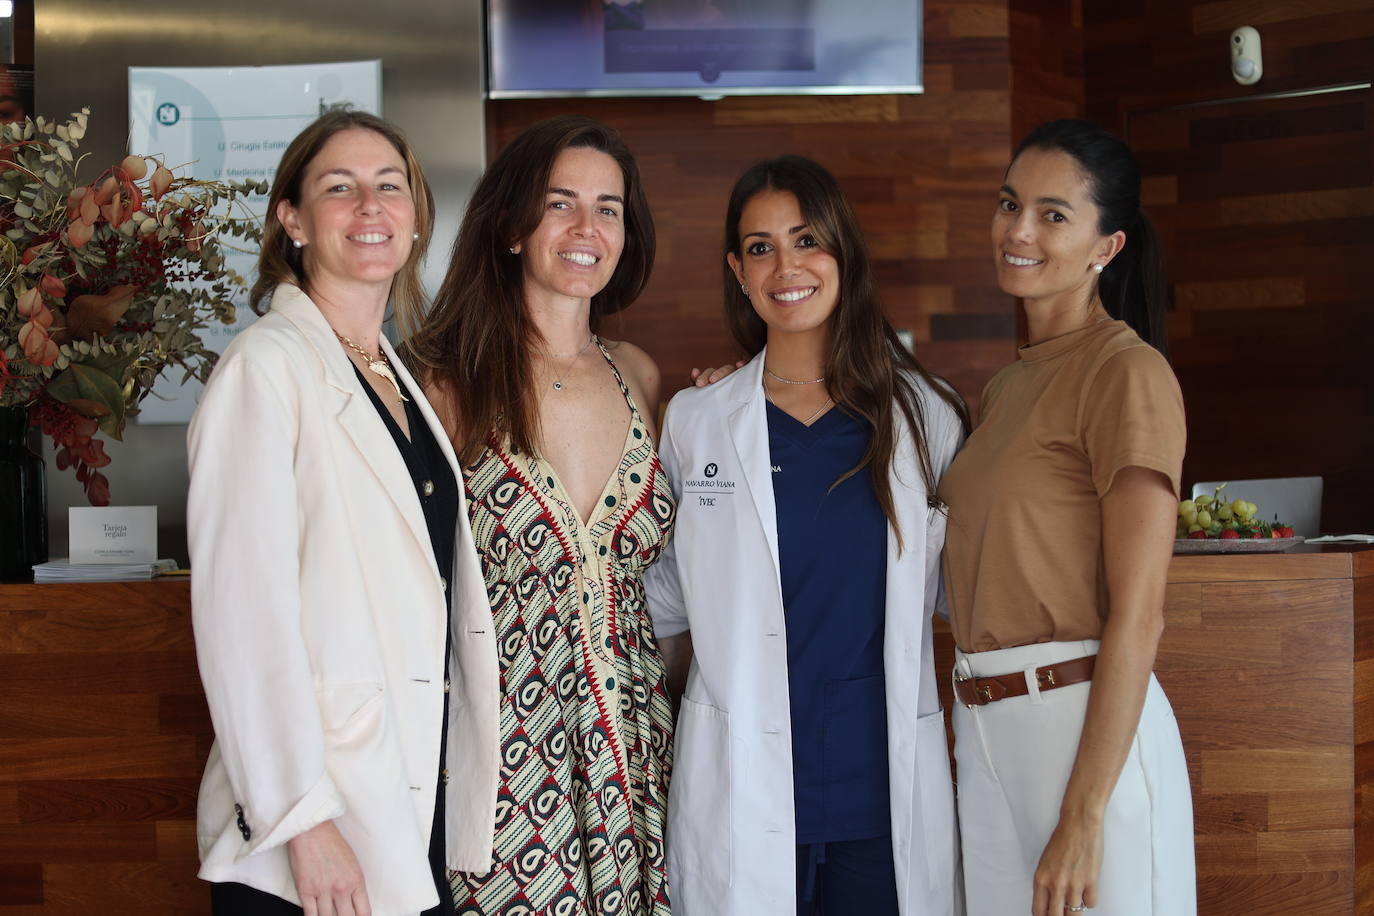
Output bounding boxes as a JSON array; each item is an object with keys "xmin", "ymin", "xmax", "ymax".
[{"xmin": 487, "ymin": 1, "xmax": 923, "ymax": 98}]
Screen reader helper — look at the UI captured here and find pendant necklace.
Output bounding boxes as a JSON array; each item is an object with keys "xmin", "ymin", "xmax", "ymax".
[
  {"xmin": 547, "ymin": 334, "xmax": 597, "ymax": 391},
  {"xmin": 335, "ymin": 332, "xmax": 407, "ymax": 401}
]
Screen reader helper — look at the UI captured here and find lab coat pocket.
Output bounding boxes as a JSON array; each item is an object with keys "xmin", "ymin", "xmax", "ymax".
[
  {"xmin": 668, "ymin": 696, "xmax": 733, "ymax": 888},
  {"xmin": 913, "ymin": 708, "xmax": 956, "ymax": 899},
  {"xmin": 316, "ymin": 682, "xmax": 384, "ymax": 749}
]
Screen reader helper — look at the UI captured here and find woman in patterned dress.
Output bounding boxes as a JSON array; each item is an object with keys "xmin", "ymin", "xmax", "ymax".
[{"xmin": 408, "ymin": 116, "xmax": 676, "ymax": 916}]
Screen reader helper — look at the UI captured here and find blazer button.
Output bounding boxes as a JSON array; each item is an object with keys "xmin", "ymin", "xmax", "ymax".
[
  {"xmin": 422, "ymin": 479, "xmax": 435, "ymax": 497},
  {"xmin": 444, "ymin": 678, "xmax": 451, "ymax": 694},
  {"xmin": 234, "ymin": 803, "xmax": 252, "ymax": 841},
  {"xmin": 440, "ymin": 576, "xmax": 448, "ymax": 592},
  {"xmin": 442, "ymin": 768, "xmax": 450, "ymax": 786}
]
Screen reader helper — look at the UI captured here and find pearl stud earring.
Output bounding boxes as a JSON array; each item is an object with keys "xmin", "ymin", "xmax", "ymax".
[{"xmin": 292, "ymin": 239, "xmax": 303, "ymax": 249}]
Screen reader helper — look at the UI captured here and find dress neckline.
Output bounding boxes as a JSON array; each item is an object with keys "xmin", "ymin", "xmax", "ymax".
[{"xmin": 528, "ymin": 340, "xmax": 648, "ymax": 532}]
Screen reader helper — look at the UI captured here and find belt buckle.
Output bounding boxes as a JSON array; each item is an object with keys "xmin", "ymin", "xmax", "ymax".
[
  {"xmin": 954, "ymin": 672, "xmax": 974, "ymax": 708},
  {"xmin": 954, "ymin": 672, "xmax": 994, "ymax": 708}
]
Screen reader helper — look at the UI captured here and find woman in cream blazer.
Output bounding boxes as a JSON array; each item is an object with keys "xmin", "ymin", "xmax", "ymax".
[{"xmin": 188, "ymin": 113, "xmax": 498, "ymax": 916}]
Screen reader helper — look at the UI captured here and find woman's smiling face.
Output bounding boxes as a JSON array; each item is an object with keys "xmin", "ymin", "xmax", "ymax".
[
  {"xmin": 727, "ymin": 188, "xmax": 841, "ymax": 340},
  {"xmin": 992, "ymin": 147, "xmax": 1120, "ymax": 306},
  {"xmin": 277, "ymin": 127, "xmax": 417, "ymax": 295},
  {"xmin": 517, "ymin": 145, "xmax": 627, "ymax": 306}
]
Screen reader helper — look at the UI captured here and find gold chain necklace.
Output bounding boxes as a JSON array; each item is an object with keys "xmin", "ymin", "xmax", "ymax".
[
  {"xmin": 335, "ymin": 332, "xmax": 407, "ymax": 401},
  {"xmin": 764, "ymin": 365, "xmax": 826, "ymax": 385}
]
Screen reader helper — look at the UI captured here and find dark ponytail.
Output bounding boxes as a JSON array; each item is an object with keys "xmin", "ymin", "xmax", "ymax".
[{"xmin": 1014, "ymin": 120, "xmax": 1170, "ymax": 353}]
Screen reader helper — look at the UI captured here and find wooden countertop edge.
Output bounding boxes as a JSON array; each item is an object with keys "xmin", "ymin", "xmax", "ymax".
[
  {"xmin": 1167, "ymin": 545, "xmax": 1374, "ymax": 583},
  {"xmin": 0, "ymin": 577, "xmax": 191, "ymax": 611},
  {"xmin": 3, "ymin": 547, "xmax": 1371, "ymax": 599}
]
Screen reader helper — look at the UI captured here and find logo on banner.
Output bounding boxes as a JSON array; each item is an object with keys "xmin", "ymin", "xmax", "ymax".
[{"xmin": 156, "ymin": 103, "xmax": 181, "ymax": 126}]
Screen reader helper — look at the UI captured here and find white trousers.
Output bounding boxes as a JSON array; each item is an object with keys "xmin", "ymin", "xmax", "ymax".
[{"xmin": 952, "ymin": 640, "xmax": 1196, "ymax": 916}]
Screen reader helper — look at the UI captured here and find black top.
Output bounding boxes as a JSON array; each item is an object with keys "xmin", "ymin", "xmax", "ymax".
[{"xmin": 354, "ymin": 365, "xmax": 459, "ymax": 588}]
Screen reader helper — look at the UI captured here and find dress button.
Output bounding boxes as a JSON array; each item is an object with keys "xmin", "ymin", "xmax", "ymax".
[{"xmin": 422, "ymin": 479, "xmax": 435, "ymax": 497}]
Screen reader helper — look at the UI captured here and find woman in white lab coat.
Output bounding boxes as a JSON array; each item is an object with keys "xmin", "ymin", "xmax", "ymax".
[{"xmin": 645, "ymin": 155, "xmax": 969, "ymax": 916}]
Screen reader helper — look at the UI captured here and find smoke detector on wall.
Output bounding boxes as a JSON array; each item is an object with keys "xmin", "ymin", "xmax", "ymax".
[{"xmin": 1231, "ymin": 26, "xmax": 1263, "ymax": 85}]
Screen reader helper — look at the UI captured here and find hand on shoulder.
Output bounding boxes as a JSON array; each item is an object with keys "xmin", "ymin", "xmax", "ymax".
[{"xmin": 689, "ymin": 361, "xmax": 746, "ymax": 387}]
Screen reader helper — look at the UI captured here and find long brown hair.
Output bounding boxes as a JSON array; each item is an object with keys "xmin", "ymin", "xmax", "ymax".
[
  {"xmin": 724, "ymin": 156, "xmax": 969, "ymax": 546},
  {"xmin": 408, "ymin": 116, "xmax": 655, "ymax": 464},
  {"xmin": 249, "ymin": 111, "xmax": 436, "ymax": 337}
]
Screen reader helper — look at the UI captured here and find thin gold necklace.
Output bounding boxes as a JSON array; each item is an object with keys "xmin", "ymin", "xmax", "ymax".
[
  {"xmin": 764, "ymin": 365, "xmax": 826, "ymax": 385},
  {"xmin": 335, "ymin": 332, "xmax": 407, "ymax": 401},
  {"xmin": 546, "ymin": 335, "xmax": 597, "ymax": 391}
]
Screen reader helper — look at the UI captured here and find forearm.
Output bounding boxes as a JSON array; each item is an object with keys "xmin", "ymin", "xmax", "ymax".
[
  {"xmin": 658, "ymin": 632, "xmax": 694, "ymax": 704},
  {"xmin": 1061, "ymin": 465, "xmax": 1175, "ymax": 821},
  {"xmin": 1059, "ymin": 609, "xmax": 1161, "ymax": 822}
]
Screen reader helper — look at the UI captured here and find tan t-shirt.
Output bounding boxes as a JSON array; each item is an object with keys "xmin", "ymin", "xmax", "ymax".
[{"xmin": 938, "ymin": 319, "xmax": 1186, "ymax": 652}]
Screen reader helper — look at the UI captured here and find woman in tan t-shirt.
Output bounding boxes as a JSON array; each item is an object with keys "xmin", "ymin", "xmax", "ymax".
[{"xmin": 938, "ymin": 120, "xmax": 1196, "ymax": 916}]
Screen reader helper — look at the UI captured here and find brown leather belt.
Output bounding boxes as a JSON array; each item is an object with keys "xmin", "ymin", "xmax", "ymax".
[{"xmin": 955, "ymin": 654, "xmax": 1096, "ymax": 707}]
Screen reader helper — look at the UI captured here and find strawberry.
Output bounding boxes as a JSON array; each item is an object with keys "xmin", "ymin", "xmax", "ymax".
[
  {"xmin": 1187, "ymin": 530, "xmax": 1207, "ymax": 539},
  {"xmin": 1277, "ymin": 526, "xmax": 1295, "ymax": 538},
  {"xmin": 1220, "ymin": 529, "xmax": 1240, "ymax": 539}
]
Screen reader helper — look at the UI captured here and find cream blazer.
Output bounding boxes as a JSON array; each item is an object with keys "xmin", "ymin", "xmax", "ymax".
[
  {"xmin": 644, "ymin": 351, "xmax": 966, "ymax": 916},
  {"xmin": 187, "ymin": 284, "xmax": 498, "ymax": 915}
]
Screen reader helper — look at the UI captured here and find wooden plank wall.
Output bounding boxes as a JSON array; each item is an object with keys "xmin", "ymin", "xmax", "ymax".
[
  {"xmin": 1082, "ymin": 1, "xmax": 1374, "ymax": 533},
  {"xmin": 0, "ymin": 582, "xmax": 211, "ymax": 913},
  {"xmin": 1010, "ymin": 0, "xmax": 1085, "ymax": 144},
  {"xmin": 485, "ymin": 0, "xmax": 1024, "ymax": 416}
]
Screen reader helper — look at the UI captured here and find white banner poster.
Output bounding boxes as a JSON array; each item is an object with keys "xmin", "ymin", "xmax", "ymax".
[{"xmin": 128, "ymin": 61, "xmax": 382, "ymax": 423}]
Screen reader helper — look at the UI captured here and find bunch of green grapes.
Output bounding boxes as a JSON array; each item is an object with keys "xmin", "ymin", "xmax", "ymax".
[{"xmin": 1176, "ymin": 482, "xmax": 1294, "ymax": 540}]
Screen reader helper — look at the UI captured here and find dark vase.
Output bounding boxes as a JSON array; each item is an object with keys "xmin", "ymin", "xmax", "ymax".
[{"xmin": 0, "ymin": 405, "xmax": 48, "ymax": 579}]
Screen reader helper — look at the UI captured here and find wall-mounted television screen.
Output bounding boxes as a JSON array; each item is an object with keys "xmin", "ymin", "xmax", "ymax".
[{"xmin": 486, "ymin": 1, "xmax": 922, "ymax": 99}]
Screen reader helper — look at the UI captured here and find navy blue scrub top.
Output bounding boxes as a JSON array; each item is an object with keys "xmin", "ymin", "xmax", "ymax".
[{"xmin": 767, "ymin": 400, "xmax": 891, "ymax": 844}]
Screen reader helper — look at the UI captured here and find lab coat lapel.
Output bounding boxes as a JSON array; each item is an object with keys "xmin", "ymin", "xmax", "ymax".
[
  {"xmin": 725, "ymin": 352, "xmax": 781, "ymax": 581},
  {"xmin": 271, "ymin": 286, "xmax": 438, "ymax": 582}
]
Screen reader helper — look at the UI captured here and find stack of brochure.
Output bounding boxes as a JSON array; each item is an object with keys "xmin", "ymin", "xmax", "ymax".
[{"xmin": 32, "ymin": 558, "xmax": 180, "ymax": 583}]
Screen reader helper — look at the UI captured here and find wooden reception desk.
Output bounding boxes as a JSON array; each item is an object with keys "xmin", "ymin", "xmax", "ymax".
[
  {"xmin": 1156, "ymin": 545, "xmax": 1374, "ymax": 916},
  {"xmin": 2, "ymin": 547, "xmax": 1371, "ymax": 913}
]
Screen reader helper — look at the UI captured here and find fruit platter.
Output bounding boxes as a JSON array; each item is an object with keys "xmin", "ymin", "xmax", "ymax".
[{"xmin": 1173, "ymin": 483, "xmax": 1303, "ymax": 554}]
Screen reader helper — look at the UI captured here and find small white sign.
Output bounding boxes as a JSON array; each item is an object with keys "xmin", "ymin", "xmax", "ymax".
[{"xmin": 70, "ymin": 506, "xmax": 158, "ymax": 564}]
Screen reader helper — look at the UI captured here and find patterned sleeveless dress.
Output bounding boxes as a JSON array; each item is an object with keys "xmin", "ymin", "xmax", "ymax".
[{"xmin": 452, "ymin": 343, "xmax": 677, "ymax": 916}]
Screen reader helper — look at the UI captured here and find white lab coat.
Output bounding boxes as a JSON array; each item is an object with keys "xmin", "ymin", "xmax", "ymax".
[
  {"xmin": 645, "ymin": 352, "xmax": 965, "ymax": 915},
  {"xmin": 187, "ymin": 284, "xmax": 499, "ymax": 915}
]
